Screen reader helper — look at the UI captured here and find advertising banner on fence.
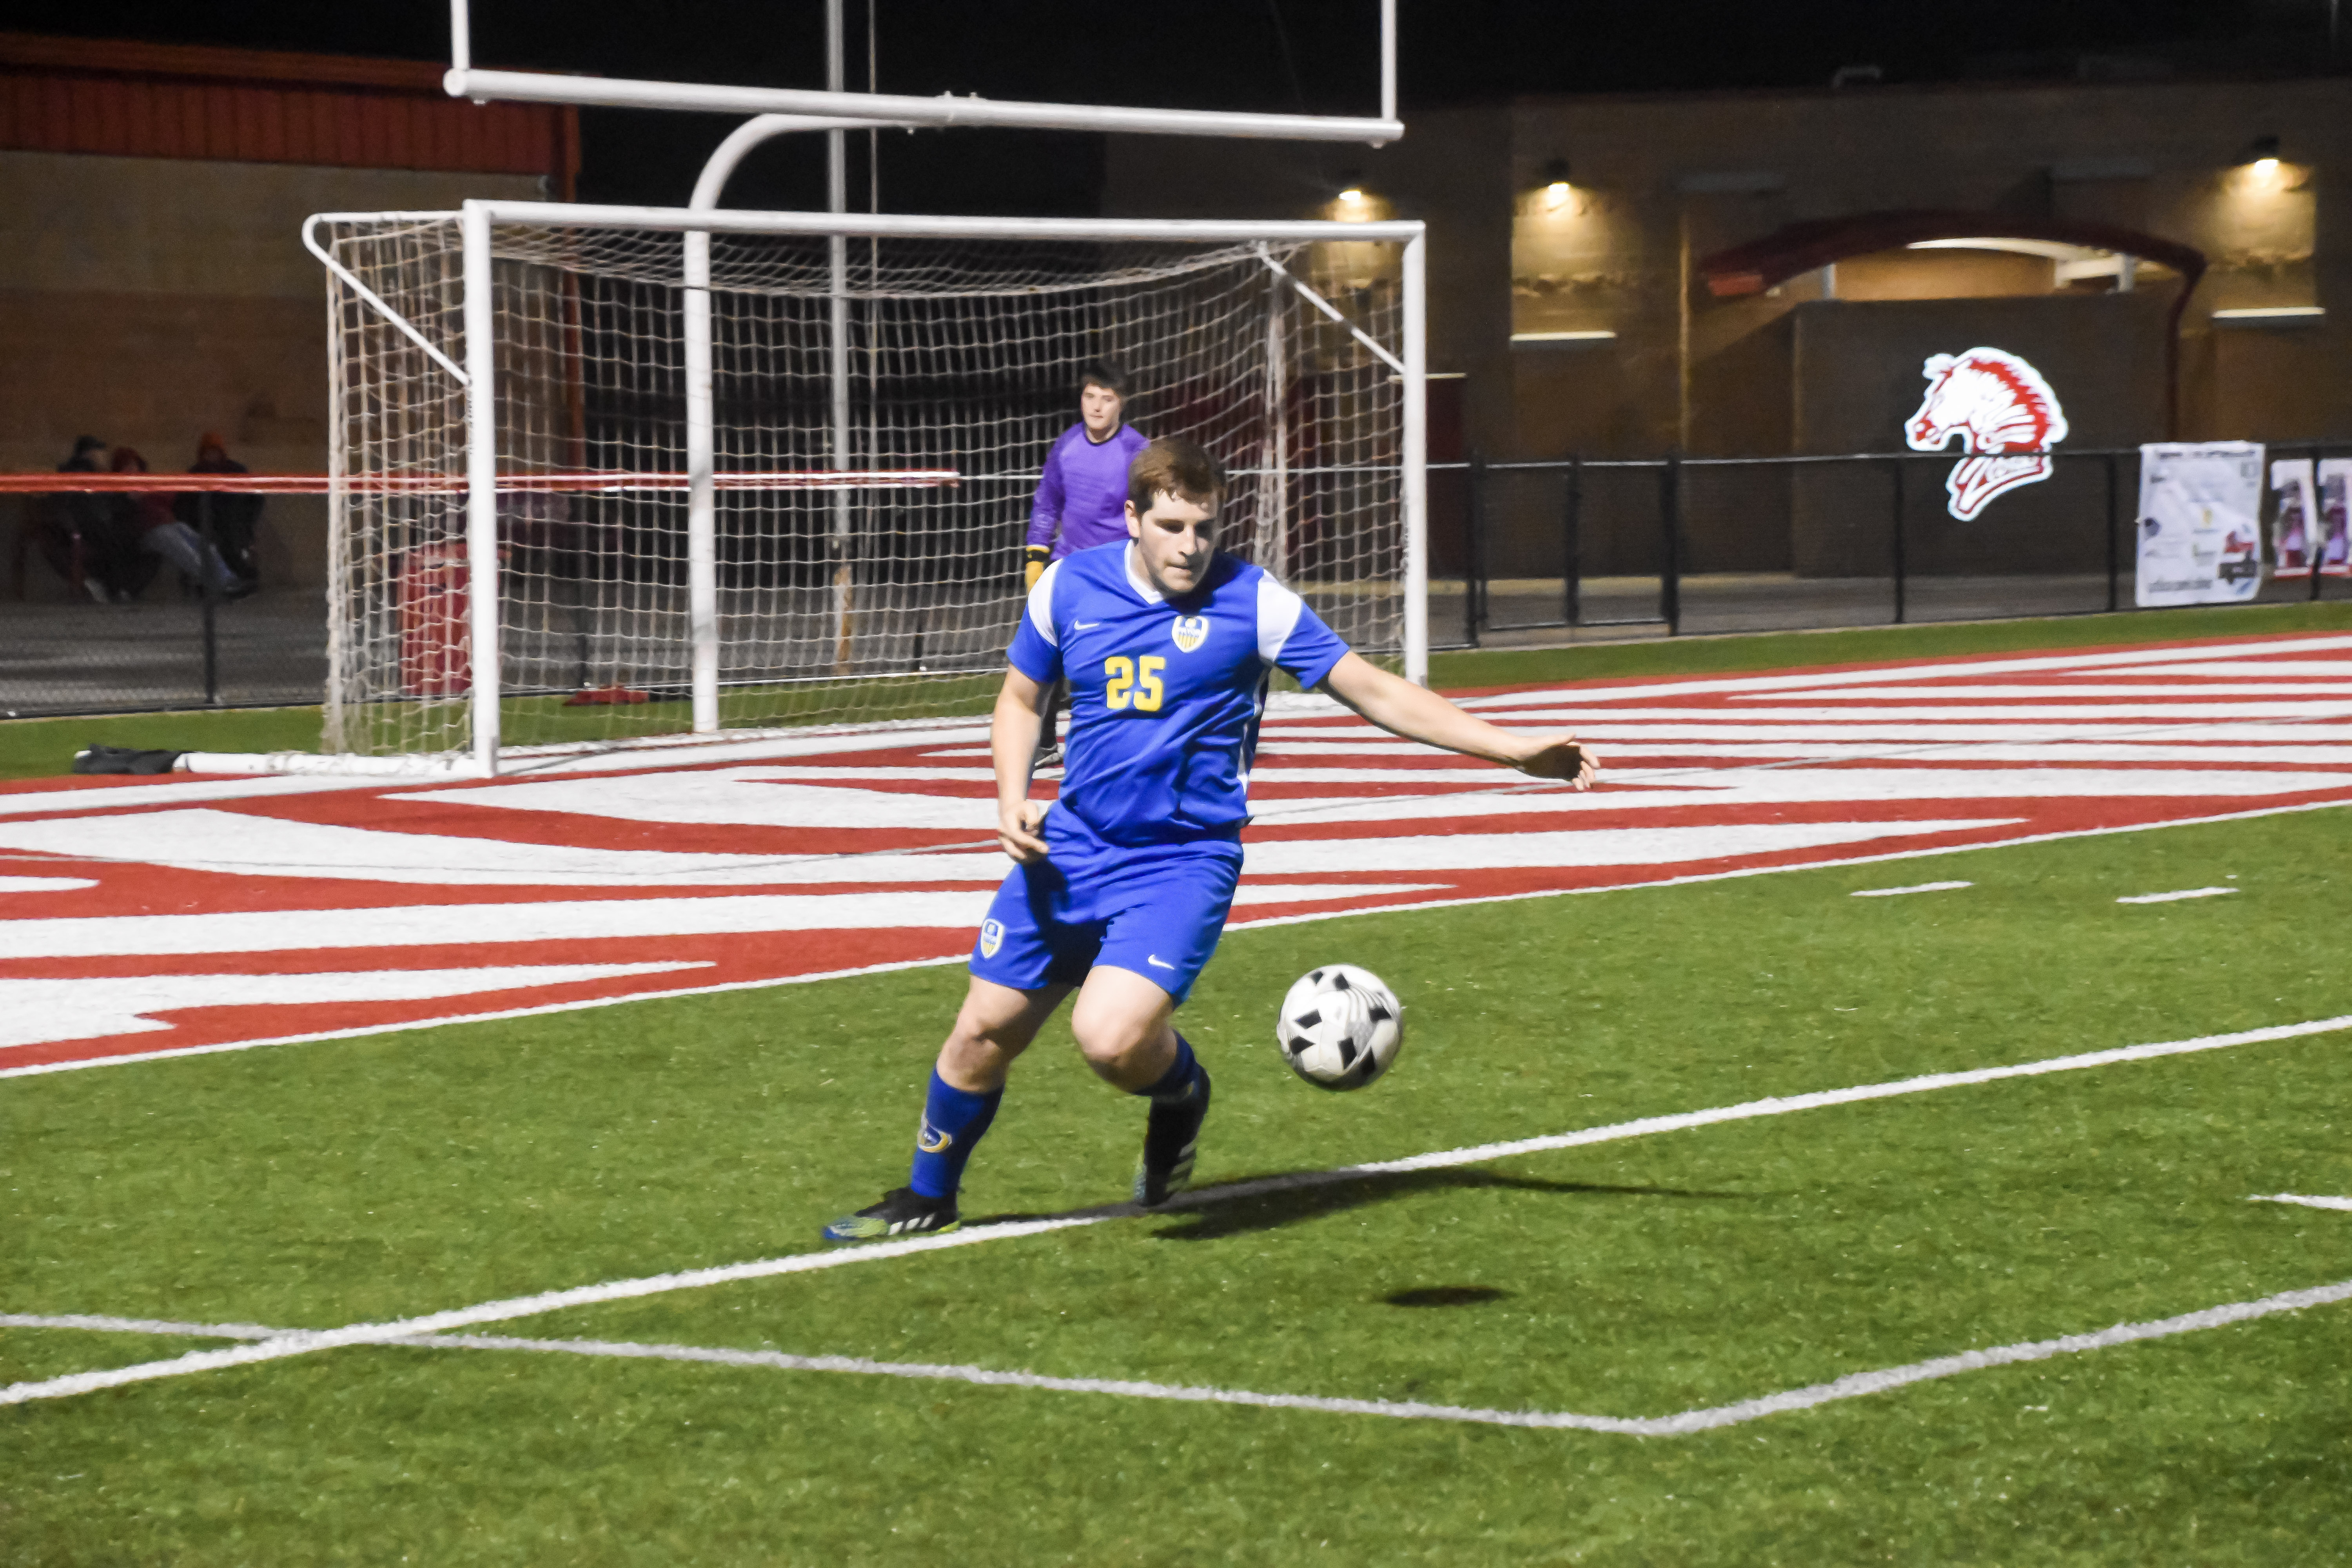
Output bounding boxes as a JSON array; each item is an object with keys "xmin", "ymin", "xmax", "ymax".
[
  {"xmin": 2320, "ymin": 459, "xmax": 2352, "ymax": 578},
  {"xmin": 2136, "ymin": 442, "xmax": 2266, "ymax": 607},
  {"xmin": 2270, "ymin": 457, "xmax": 2317, "ymax": 578}
]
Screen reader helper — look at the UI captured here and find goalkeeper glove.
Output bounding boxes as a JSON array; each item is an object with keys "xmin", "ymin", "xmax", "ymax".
[{"xmin": 1023, "ymin": 544, "xmax": 1050, "ymax": 592}]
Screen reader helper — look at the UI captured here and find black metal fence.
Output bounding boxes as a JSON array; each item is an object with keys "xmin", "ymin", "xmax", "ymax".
[
  {"xmin": 5, "ymin": 489, "xmax": 326, "ymax": 720},
  {"xmin": 1432, "ymin": 444, "xmax": 2351, "ymax": 649},
  {"xmin": 9, "ymin": 444, "xmax": 2352, "ymax": 718}
]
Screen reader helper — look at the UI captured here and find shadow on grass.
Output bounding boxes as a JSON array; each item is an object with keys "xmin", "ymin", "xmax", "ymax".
[
  {"xmin": 1144, "ymin": 1167, "xmax": 1756, "ymax": 1242},
  {"xmin": 1384, "ymin": 1285, "xmax": 1510, "ymax": 1307},
  {"xmin": 970, "ymin": 1165, "xmax": 1755, "ymax": 1243}
]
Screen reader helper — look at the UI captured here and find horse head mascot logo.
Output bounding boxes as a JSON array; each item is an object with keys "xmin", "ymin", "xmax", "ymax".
[{"xmin": 1904, "ymin": 347, "xmax": 2069, "ymax": 521}]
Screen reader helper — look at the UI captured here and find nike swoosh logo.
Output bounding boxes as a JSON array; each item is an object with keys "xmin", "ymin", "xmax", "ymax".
[
  {"xmin": 1146, "ymin": 955, "xmax": 1175, "ymax": 970},
  {"xmin": 1072, "ymin": 620, "xmax": 1101, "ymax": 630}
]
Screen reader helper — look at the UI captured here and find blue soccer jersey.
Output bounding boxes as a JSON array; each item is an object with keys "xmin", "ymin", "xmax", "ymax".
[{"xmin": 1007, "ymin": 542, "xmax": 1350, "ymax": 846}]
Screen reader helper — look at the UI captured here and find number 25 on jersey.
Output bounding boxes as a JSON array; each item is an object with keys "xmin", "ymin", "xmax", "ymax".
[{"xmin": 1103, "ymin": 655, "xmax": 1165, "ymax": 713}]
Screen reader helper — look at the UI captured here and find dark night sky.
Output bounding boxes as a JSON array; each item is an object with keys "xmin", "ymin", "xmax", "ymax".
[{"xmin": 8, "ymin": 2, "xmax": 2341, "ymax": 211}]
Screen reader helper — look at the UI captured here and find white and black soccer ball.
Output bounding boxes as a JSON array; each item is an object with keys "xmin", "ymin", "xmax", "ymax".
[{"xmin": 1276, "ymin": 964, "xmax": 1404, "ymax": 1091}]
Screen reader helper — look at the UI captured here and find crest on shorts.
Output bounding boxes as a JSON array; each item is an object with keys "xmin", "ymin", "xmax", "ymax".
[
  {"xmin": 1171, "ymin": 615, "xmax": 1209, "ymax": 653},
  {"xmin": 979, "ymin": 917, "xmax": 1004, "ymax": 958}
]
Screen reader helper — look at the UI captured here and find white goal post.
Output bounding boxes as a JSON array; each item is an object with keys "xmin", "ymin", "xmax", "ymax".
[{"xmin": 301, "ymin": 199, "xmax": 1426, "ymax": 777}]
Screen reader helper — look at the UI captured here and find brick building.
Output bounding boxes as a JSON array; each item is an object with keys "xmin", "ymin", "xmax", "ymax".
[
  {"xmin": 1105, "ymin": 74, "xmax": 2347, "ymax": 579},
  {"xmin": 1, "ymin": 33, "xmax": 575, "ymax": 595}
]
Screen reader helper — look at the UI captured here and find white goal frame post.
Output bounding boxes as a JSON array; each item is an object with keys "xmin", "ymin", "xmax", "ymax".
[
  {"xmin": 303, "ymin": 203, "xmax": 1427, "ymax": 777},
  {"xmin": 238, "ymin": 3, "xmax": 1424, "ymax": 779}
]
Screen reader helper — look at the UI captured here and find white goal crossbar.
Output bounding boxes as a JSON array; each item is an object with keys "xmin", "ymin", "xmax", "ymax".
[
  {"xmin": 445, "ymin": 0, "xmax": 1403, "ymax": 145},
  {"xmin": 312, "ymin": 200, "xmax": 1427, "ymax": 776}
]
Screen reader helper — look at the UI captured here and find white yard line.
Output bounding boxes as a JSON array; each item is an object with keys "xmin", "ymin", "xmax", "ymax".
[
  {"xmin": 1229, "ymin": 797, "xmax": 2349, "ymax": 938},
  {"xmin": 0, "ymin": 729, "xmax": 1001, "ymax": 819},
  {"xmin": 1851, "ymin": 882, "xmax": 1973, "ymax": 897},
  {"xmin": 1242, "ymin": 1013, "xmax": 2352, "ymax": 1187},
  {"xmin": 0, "ymin": 1313, "xmax": 280, "ymax": 1339},
  {"xmin": 0, "ymin": 1217, "xmax": 1100, "ymax": 1407},
  {"xmin": 1454, "ymin": 635, "xmax": 2352, "ymax": 709},
  {"xmin": 8, "ymin": 1010, "xmax": 2349, "ymax": 1409},
  {"xmin": 12, "ymin": 1272, "xmax": 2352, "ymax": 1436},
  {"xmin": 5, "ymin": 664, "xmax": 2343, "ymax": 893},
  {"xmin": 3, "ymin": 633, "xmax": 2339, "ymax": 822},
  {"xmin": 1501, "ymin": 704, "xmax": 2352, "ymax": 722},
  {"xmin": 2250, "ymin": 1194, "xmax": 2352, "ymax": 1213},
  {"xmin": 0, "ymin": 776, "xmax": 383, "ymax": 818},
  {"xmin": 1760, "ymin": 683, "xmax": 2352, "ymax": 699},
  {"xmin": 1504, "ymin": 723, "xmax": 2352, "ymax": 742},
  {"xmin": 10, "ymin": 797, "xmax": 2350, "ymax": 1083},
  {"xmin": 2117, "ymin": 887, "xmax": 2239, "ymax": 905},
  {"xmin": 0, "ymin": 952, "xmax": 978, "ymax": 1081},
  {"xmin": 1625, "ymin": 1276, "xmax": 2352, "ymax": 1435}
]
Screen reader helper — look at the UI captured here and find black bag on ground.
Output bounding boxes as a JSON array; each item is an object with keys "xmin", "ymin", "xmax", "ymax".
[{"xmin": 72, "ymin": 745, "xmax": 185, "ymax": 775}]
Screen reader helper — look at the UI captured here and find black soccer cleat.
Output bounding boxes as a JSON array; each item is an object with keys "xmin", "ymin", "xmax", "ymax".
[
  {"xmin": 821, "ymin": 1186, "xmax": 960, "ymax": 1243},
  {"xmin": 1134, "ymin": 1065, "xmax": 1212, "ymax": 1207}
]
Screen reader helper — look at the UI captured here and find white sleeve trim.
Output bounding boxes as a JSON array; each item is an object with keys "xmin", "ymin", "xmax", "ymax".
[
  {"xmin": 1255, "ymin": 573, "xmax": 1305, "ymax": 666},
  {"xmin": 1025, "ymin": 559, "xmax": 1064, "ymax": 647}
]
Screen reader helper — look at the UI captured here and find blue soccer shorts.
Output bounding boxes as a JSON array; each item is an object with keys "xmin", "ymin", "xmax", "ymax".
[{"xmin": 968, "ymin": 812, "xmax": 1242, "ymax": 1004}]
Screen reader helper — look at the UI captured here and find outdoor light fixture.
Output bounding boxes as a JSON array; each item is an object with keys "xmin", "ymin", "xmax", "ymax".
[
  {"xmin": 1334, "ymin": 169, "xmax": 1367, "ymax": 203},
  {"xmin": 2248, "ymin": 134, "xmax": 2282, "ymax": 174},
  {"xmin": 1542, "ymin": 156, "xmax": 1571, "ymax": 209}
]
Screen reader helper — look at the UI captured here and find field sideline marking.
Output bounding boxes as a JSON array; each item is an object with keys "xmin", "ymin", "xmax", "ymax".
[
  {"xmin": 2252, "ymin": 1194, "xmax": 2352, "ymax": 1213},
  {"xmin": 2118, "ymin": 887, "xmax": 2238, "ymax": 904},
  {"xmin": 0, "ymin": 1217, "xmax": 1101, "ymax": 1408},
  {"xmin": 1851, "ymin": 881, "xmax": 1973, "ymax": 897},
  {"xmin": 1209, "ymin": 1013, "xmax": 2352, "ymax": 1192},
  {"xmin": 9, "ymin": 796, "xmax": 2348, "ymax": 1083},
  {"xmin": 7, "ymin": 1011, "xmax": 2350, "ymax": 1410},
  {"xmin": 10, "ymin": 1272, "xmax": 2352, "ymax": 1436}
]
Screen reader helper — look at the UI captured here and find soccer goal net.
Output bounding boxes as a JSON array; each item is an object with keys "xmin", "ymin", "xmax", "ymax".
[{"xmin": 310, "ymin": 203, "xmax": 1423, "ymax": 772}]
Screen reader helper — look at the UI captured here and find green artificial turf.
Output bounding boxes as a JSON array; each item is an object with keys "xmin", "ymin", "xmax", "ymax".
[
  {"xmin": 0, "ymin": 706, "xmax": 324, "ymax": 782},
  {"xmin": 6, "ymin": 806, "xmax": 2350, "ymax": 1563},
  {"xmin": 7, "ymin": 601, "xmax": 2347, "ymax": 782}
]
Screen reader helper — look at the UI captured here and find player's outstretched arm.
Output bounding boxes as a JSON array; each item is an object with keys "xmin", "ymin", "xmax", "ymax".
[
  {"xmin": 992, "ymin": 666, "xmax": 1054, "ymax": 861},
  {"xmin": 1318, "ymin": 653, "xmax": 1598, "ymax": 788}
]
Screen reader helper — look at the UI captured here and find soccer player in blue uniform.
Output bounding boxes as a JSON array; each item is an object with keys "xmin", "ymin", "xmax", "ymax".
[{"xmin": 824, "ymin": 437, "xmax": 1597, "ymax": 1240}]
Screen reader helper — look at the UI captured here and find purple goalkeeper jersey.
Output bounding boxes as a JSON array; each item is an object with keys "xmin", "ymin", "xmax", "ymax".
[{"xmin": 1027, "ymin": 422, "xmax": 1149, "ymax": 559}]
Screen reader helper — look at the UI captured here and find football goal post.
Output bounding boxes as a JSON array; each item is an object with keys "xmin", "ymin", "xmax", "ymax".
[{"xmin": 303, "ymin": 201, "xmax": 1426, "ymax": 775}]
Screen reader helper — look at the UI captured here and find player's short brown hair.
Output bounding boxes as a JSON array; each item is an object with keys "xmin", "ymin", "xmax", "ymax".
[
  {"xmin": 1078, "ymin": 358, "xmax": 1129, "ymax": 396},
  {"xmin": 1126, "ymin": 436, "xmax": 1225, "ymax": 517}
]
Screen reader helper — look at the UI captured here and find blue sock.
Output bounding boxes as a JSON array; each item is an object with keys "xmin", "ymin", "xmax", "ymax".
[
  {"xmin": 907, "ymin": 1071, "xmax": 1003, "ymax": 1200},
  {"xmin": 1133, "ymin": 1035, "xmax": 1202, "ymax": 1105}
]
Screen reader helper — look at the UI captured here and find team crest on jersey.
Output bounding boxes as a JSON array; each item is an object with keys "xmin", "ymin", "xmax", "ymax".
[
  {"xmin": 979, "ymin": 918, "xmax": 1004, "ymax": 958},
  {"xmin": 1171, "ymin": 615, "xmax": 1209, "ymax": 653}
]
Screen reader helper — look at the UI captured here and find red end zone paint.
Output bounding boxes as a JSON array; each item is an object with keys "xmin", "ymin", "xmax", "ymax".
[{"xmin": 6, "ymin": 630, "xmax": 2351, "ymax": 1075}]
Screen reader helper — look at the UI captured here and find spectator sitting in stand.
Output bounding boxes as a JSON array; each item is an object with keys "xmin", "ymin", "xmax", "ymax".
[
  {"xmin": 111, "ymin": 447, "xmax": 250, "ymax": 600},
  {"xmin": 177, "ymin": 432, "xmax": 263, "ymax": 584},
  {"xmin": 40, "ymin": 436, "xmax": 148, "ymax": 601}
]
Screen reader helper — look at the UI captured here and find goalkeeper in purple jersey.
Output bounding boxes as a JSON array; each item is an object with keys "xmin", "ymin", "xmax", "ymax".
[
  {"xmin": 824, "ymin": 437, "xmax": 1599, "ymax": 1241},
  {"xmin": 1024, "ymin": 360, "xmax": 1149, "ymax": 587},
  {"xmin": 1022, "ymin": 362, "xmax": 1145, "ymax": 765}
]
